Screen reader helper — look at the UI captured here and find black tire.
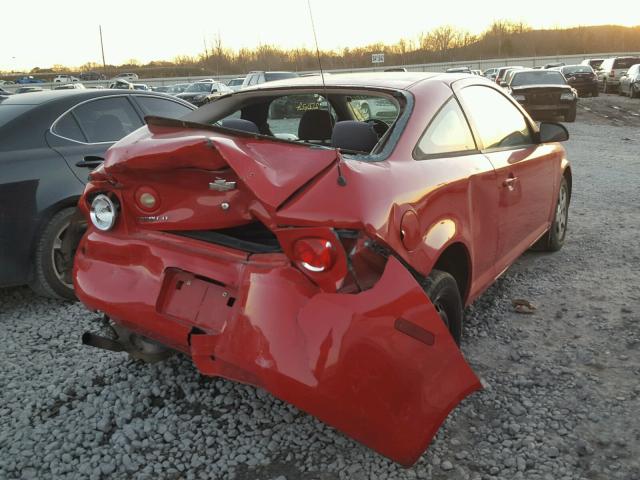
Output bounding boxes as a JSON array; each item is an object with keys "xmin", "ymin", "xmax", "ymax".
[
  {"xmin": 30, "ymin": 207, "xmax": 77, "ymax": 300},
  {"xmin": 535, "ymin": 176, "xmax": 570, "ymax": 252},
  {"xmin": 592, "ymin": 88, "xmax": 599, "ymax": 97},
  {"xmin": 564, "ymin": 103, "xmax": 577, "ymax": 122},
  {"xmin": 602, "ymin": 80, "xmax": 609, "ymax": 94},
  {"xmin": 631, "ymin": 84, "xmax": 639, "ymax": 99},
  {"xmin": 420, "ymin": 269, "xmax": 463, "ymax": 345}
]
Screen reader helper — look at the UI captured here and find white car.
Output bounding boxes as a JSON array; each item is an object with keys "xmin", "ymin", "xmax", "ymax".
[
  {"xmin": 227, "ymin": 77, "xmax": 245, "ymax": 91},
  {"xmin": 114, "ymin": 73, "xmax": 139, "ymax": 81},
  {"xmin": 53, "ymin": 75, "xmax": 80, "ymax": 84},
  {"xmin": 53, "ymin": 83, "xmax": 86, "ymax": 90}
]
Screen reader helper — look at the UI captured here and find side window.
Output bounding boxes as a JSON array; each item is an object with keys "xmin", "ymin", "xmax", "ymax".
[
  {"xmin": 248, "ymin": 74, "xmax": 258, "ymax": 86},
  {"xmin": 135, "ymin": 96, "xmax": 192, "ymax": 119},
  {"xmin": 415, "ymin": 98, "xmax": 476, "ymax": 157},
  {"xmin": 348, "ymin": 95, "xmax": 399, "ymax": 123},
  {"xmin": 459, "ymin": 86, "xmax": 533, "ymax": 149},
  {"xmin": 52, "ymin": 112, "xmax": 86, "ymax": 142},
  {"xmin": 72, "ymin": 97, "xmax": 143, "ymax": 143}
]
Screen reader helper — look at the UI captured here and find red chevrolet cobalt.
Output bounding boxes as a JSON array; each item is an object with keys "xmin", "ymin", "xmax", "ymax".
[{"xmin": 73, "ymin": 73, "xmax": 571, "ymax": 466}]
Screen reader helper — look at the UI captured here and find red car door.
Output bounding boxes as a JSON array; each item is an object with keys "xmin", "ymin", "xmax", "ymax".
[{"xmin": 456, "ymin": 85, "xmax": 556, "ymax": 274}]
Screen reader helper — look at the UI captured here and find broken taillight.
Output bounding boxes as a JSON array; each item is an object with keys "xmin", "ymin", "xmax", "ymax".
[{"xmin": 293, "ymin": 238, "xmax": 336, "ymax": 272}]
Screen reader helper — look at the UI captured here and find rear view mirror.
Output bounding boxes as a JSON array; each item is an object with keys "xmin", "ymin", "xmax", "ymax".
[{"xmin": 539, "ymin": 122, "xmax": 569, "ymax": 143}]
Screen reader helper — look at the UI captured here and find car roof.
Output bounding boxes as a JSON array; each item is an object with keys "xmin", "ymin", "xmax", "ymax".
[
  {"xmin": 241, "ymin": 72, "xmax": 451, "ymax": 91},
  {"xmin": 0, "ymin": 89, "xmax": 188, "ymax": 106}
]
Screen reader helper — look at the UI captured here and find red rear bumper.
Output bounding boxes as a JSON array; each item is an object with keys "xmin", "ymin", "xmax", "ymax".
[{"xmin": 74, "ymin": 230, "xmax": 480, "ymax": 466}]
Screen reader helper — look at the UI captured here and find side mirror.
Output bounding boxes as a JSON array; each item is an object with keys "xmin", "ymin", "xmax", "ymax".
[{"xmin": 539, "ymin": 122, "xmax": 569, "ymax": 143}]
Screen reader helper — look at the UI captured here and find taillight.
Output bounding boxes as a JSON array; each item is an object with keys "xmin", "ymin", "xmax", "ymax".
[
  {"xmin": 611, "ymin": 71, "xmax": 615, "ymax": 78},
  {"xmin": 292, "ymin": 238, "xmax": 336, "ymax": 272}
]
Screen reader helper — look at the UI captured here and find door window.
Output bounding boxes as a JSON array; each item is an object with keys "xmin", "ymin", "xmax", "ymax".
[
  {"xmin": 459, "ymin": 86, "xmax": 532, "ymax": 149},
  {"xmin": 72, "ymin": 96, "xmax": 143, "ymax": 143},
  {"xmin": 415, "ymin": 98, "xmax": 476, "ymax": 157}
]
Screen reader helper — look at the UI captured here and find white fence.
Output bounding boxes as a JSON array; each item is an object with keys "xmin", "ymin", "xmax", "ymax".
[{"xmin": 3, "ymin": 51, "xmax": 639, "ymax": 92}]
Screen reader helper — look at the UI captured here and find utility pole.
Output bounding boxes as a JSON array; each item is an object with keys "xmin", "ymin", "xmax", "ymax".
[{"xmin": 99, "ymin": 25, "xmax": 107, "ymax": 79}]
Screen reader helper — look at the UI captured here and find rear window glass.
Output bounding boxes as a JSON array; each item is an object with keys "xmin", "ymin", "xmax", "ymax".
[
  {"xmin": 614, "ymin": 58, "xmax": 640, "ymax": 69},
  {"xmin": 135, "ymin": 96, "xmax": 193, "ymax": 119},
  {"xmin": 264, "ymin": 72, "xmax": 299, "ymax": 82},
  {"xmin": 510, "ymin": 71, "xmax": 566, "ymax": 86},
  {"xmin": 562, "ymin": 66, "xmax": 593, "ymax": 74},
  {"xmin": 0, "ymin": 105, "xmax": 31, "ymax": 128}
]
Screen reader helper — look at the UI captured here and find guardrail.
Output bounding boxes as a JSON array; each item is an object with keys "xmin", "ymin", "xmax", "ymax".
[{"xmin": 2, "ymin": 51, "xmax": 639, "ymax": 92}]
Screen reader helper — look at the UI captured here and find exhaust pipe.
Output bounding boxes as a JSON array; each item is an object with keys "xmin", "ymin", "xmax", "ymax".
[
  {"xmin": 82, "ymin": 320, "xmax": 174, "ymax": 363},
  {"xmin": 82, "ymin": 332, "xmax": 126, "ymax": 352}
]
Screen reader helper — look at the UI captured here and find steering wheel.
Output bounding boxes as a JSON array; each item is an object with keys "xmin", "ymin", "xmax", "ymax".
[{"xmin": 366, "ymin": 118, "xmax": 389, "ymax": 137}]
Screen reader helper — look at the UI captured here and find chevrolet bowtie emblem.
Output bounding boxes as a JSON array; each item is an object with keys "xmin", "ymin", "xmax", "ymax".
[{"xmin": 209, "ymin": 178, "xmax": 237, "ymax": 192}]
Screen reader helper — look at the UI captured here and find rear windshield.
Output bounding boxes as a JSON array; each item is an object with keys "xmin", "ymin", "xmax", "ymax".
[
  {"xmin": 563, "ymin": 66, "xmax": 593, "ymax": 74},
  {"xmin": 0, "ymin": 105, "xmax": 31, "ymax": 128},
  {"xmin": 614, "ymin": 58, "xmax": 640, "ymax": 69},
  {"xmin": 185, "ymin": 83, "xmax": 212, "ymax": 93},
  {"xmin": 264, "ymin": 72, "xmax": 299, "ymax": 82},
  {"xmin": 511, "ymin": 71, "xmax": 566, "ymax": 86}
]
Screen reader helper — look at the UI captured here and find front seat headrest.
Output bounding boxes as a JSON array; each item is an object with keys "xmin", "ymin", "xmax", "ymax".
[
  {"xmin": 298, "ymin": 109, "xmax": 334, "ymax": 142},
  {"xmin": 220, "ymin": 118, "xmax": 260, "ymax": 134},
  {"xmin": 331, "ymin": 121, "xmax": 379, "ymax": 152}
]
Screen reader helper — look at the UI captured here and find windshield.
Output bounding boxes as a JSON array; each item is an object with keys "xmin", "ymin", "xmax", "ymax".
[
  {"xmin": 264, "ymin": 72, "xmax": 299, "ymax": 82},
  {"xmin": 563, "ymin": 66, "xmax": 593, "ymax": 74},
  {"xmin": 185, "ymin": 83, "xmax": 212, "ymax": 93},
  {"xmin": 511, "ymin": 71, "xmax": 566, "ymax": 86},
  {"xmin": 0, "ymin": 105, "xmax": 31, "ymax": 128}
]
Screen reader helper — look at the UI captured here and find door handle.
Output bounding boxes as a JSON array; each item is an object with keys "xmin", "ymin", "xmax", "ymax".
[
  {"xmin": 76, "ymin": 155, "xmax": 104, "ymax": 168},
  {"xmin": 502, "ymin": 176, "xmax": 518, "ymax": 188}
]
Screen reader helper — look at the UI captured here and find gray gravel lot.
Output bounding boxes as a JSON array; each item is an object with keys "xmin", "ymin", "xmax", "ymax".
[{"xmin": 1, "ymin": 94, "xmax": 639, "ymax": 480}]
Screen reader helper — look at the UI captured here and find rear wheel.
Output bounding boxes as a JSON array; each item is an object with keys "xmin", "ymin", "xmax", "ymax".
[
  {"xmin": 564, "ymin": 104, "xmax": 577, "ymax": 122},
  {"xmin": 420, "ymin": 270, "xmax": 462, "ymax": 345},
  {"xmin": 592, "ymin": 88, "xmax": 599, "ymax": 97},
  {"xmin": 30, "ymin": 208, "xmax": 77, "ymax": 300},
  {"xmin": 631, "ymin": 84, "xmax": 639, "ymax": 99},
  {"xmin": 602, "ymin": 80, "xmax": 609, "ymax": 93}
]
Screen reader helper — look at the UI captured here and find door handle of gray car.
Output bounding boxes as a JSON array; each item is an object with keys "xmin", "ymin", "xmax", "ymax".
[{"xmin": 76, "ymin": 156, "xmax": 104, "ymax": 168}]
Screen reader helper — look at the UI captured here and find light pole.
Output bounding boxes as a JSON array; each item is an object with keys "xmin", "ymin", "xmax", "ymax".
[{"xmin": 99, "ymin": 25, "xmax": 107, "ymax": 79}]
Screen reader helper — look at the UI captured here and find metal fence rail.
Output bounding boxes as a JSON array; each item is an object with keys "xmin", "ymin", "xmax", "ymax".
[{"xmin": 3, "ymin": 51, "xmax": 639, "ymax": 92}]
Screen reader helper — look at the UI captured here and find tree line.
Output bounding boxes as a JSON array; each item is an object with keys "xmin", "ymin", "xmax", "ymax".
[{"xmin": 7, "ymin": 22, "xmax": 640, "ymax": 79}]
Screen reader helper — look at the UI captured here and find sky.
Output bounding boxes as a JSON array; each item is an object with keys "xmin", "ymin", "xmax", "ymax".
[{"xmin": 1, "ymin": 0, "xmax": 638, "ymax": 71}]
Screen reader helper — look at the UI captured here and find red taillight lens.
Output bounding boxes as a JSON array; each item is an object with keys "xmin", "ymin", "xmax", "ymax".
[{"xmin": 293, "ymin": 238, "xmax": 336, "ymax": 272}]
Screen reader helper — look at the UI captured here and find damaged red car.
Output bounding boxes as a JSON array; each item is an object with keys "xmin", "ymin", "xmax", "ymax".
[{"xmin": 73, "ymin": 72, "xmax": 572, "ymax": 466}]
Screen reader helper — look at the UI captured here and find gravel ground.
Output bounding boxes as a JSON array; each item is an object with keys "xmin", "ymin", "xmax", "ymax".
[{"xmin": 1, "ymin": 94, "xmax": 639, "ymax": 480}]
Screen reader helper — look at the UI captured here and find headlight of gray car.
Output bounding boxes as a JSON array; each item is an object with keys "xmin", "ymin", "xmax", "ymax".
[
  {"xmin": 90, "ymin": 194, "xmax": 118, "ymax": 231},
  {"xmin": 560, "ymin": 92, "xmax": 575, "ymax": 101}
]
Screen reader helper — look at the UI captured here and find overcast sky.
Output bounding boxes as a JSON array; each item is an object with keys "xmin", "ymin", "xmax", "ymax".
[{"xmin": 1, "ymin": 0, "xmax": 638, "ymax": 71}]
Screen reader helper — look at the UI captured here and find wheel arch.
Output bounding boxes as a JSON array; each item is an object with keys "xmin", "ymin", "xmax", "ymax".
[{"xmin": 431, "ymin": 241, "xmax": 472, "ymax": 305}]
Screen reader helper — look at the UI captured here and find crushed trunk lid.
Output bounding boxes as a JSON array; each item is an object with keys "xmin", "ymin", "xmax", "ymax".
[{"xmin": 102, "ymin": 116, "xmax": 338, "ymax": 209}]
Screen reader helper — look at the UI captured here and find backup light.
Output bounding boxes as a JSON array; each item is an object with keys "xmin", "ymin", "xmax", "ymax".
[
  {"xmin": 293, "ymin": 238, "xmax": 336, "ymax": 272},
  {"xmin": 90, "ymin": 194, "xmax": 118, "ymax": 231}
]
